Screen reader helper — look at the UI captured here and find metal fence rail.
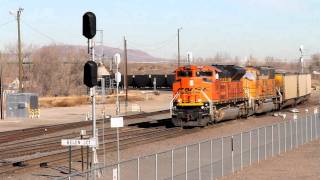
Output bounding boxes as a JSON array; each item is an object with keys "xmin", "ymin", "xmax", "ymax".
[{"xmin": 57, "ymin": 109, "xmax": 320, "ymax": 180}]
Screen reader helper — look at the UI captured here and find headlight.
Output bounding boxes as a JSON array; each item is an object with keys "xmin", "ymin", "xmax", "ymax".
[
  {"xmin": 201, "ymin": 106, "xmax": 204, "ymax": 109},
  {"xmin": 197, "ymin": 99, "xmax": 202, "ymax": 102},
  {"xmin": 189, "ymin": 80, "xmax": 194, "ymax": 86},
  {"xmin": 177, "ymin": 99, "xmax": 182, "ymax": 103}
]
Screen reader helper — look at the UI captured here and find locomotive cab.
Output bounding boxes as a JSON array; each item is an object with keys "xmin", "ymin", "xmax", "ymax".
[
  {"xmin": 170, "ymin": 64, "xmax": 247, "ymax": 127},
  {"xmin": 171, "ymin": 65, "xmax": 216, "ymax": 127}
]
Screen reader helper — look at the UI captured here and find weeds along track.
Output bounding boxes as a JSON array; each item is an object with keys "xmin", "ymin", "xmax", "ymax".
[
  {"xmin": 0, "ymin": 127, "xmax": 165, "ymax": 159},
  {"xmin": 0, "ymin": 121, "xmax": 91, "ymax": 144},
  {"xmin": 0, "ymin": 110, "xmax": 176, "ymax": 175},
  {"xmin": 0, "ymin": 109, "xmax": 170, "ymax": 144},
  {"xmin": 0, "ymin": 126, "xmax": 197, "ymax": 175}
]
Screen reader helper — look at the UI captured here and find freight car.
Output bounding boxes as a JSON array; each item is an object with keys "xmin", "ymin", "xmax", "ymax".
[
  {"xmin": 170, "ymin": 65, "xmax": 311, "ymax": 127},
  {"xmin": 101, "ymin": 74, "xmax": 175, "ymax": 89}
]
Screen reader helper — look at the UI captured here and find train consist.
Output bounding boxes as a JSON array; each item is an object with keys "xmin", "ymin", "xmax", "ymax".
[
  {"xmin": 101, "ymin": 74, "xmax": 175, "ymax": 89},
  {"xmin": 170, "ymin": 65, "xmax": 312, "ymax": 127}
]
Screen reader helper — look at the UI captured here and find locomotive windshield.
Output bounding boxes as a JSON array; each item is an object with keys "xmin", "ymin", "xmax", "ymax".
[
  {"xmin": 178, "ymin": 70, "xmax": 192, "ymax": 77},
  {"xmin": 196, "ymin": 71, "xmax": 212, "ymax": 77}
]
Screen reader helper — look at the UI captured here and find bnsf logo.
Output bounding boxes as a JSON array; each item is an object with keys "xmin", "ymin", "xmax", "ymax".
[{"xmin": 177, "ymin": 87, "xmax": 207, "ymax": 92}]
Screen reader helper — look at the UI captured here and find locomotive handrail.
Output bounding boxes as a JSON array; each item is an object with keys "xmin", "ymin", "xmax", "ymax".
[
  {"xmin": 170, "ymin": 92, "xmax": 180, "ymax": 115},
  {"xmin": 201, "ymin": 90, "xmax": 213, "ymax": 115},
  {"xmin": 276, "ymin": 87, "xmax": 283, "ymax": 103}
]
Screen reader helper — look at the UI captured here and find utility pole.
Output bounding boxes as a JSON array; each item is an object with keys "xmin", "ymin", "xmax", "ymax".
[
  {"xmin": 177, "ymin": 27, "xmax": 182, "ymax": 67},
  {"xmin": 16, "ymin": 8, "xmax": 23, "ymax": 92},
  {"xmin": 299, "ymin": 45, "xmax": 304, "ymax": 73},
  {"xmin": 123, "ymin": 36, "xmax": 128, "ymax": 109},
  {"xmin": 96, "ymin": 30, "xmax": 104, "ymax": 62},
  {"xmin": 0, "ymin": 65, "xmax": 3, "ymax": 120}
]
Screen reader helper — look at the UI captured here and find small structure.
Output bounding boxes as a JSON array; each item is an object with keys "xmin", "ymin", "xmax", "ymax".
[
  {"xmin": 97, "ymin": 62, "xmax": 113, "ymax": 95},
  {"xmin": 97, "ymin": 62, "xmax": 110, "ymax": 77},
  {"xmin": 6, "ymin": 93, "xmax": 39, "ymax": 118}
]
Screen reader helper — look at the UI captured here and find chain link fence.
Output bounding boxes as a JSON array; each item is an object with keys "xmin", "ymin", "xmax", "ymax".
[{"xmin": 56, "ymin": 110, "xmax": 320, "ymax": 180}]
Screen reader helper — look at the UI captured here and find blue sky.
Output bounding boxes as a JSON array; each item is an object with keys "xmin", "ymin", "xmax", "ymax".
[{"xmin": 0, "ymin": 0, "xmax": 319, "ymax": 60}]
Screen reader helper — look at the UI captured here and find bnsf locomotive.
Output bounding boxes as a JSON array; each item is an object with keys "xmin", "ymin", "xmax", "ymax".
[{"xmin": 170, "ymin": 65, "xmax": 311, "ymax": 127}]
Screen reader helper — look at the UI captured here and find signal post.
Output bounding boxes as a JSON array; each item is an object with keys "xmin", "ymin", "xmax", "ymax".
[{"xmin": 82, "ymin": 11, "xmax": 99, "ymax": 177}]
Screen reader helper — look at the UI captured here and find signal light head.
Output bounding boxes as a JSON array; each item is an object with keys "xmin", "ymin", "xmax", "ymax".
[
  {"xmin": 84, "ymin": 61, "xmax": 98, "ymax": 88},
  {"xmin": 83, "ymin": 12, "xmax": 96, "ymax": 39}
]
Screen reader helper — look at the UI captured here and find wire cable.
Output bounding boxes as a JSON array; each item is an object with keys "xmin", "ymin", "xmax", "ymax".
[
  {"xmin": 128, "ymin": 33, "xmax": 177, "ymax": 49},
  {"xmin": 0, "ymin": 19, "xmax": 15, "ymax": 29},
  {"xmin": 21, "ymin": 20, "xmax": 57, "ymax": 43}
]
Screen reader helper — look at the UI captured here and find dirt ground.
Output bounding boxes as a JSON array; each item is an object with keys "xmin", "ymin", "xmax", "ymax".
[
  {"xmin": 1, "ymin": 90, "xmax": 320, "ymax": 179},
  {"xmin": 220, "ymin": 140, "xmax": 320, "ymax": 180},
  {"xmin": 0, "ymin": 90, "xmax": 171, "ymax": 132},
  {"xmin": 4, "ymin": 98, "xmax": 320, "ymax": 179}
]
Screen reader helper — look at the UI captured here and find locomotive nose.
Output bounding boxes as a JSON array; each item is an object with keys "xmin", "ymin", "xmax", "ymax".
[{"xmin": 180, "ymin": 78, "xmax": 193, "ymax": 88}]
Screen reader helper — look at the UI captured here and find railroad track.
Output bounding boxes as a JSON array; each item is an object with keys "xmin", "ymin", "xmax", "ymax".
[
  {"xmin": 0, "ymin": 110, "xmax": 174, "ymax": 175},
  {"xmin": 0, "ymin": 126, "xmax": 197, "ymax": 175},
  {"xmin": 0, "ymin": 109, "xmax": 170, "ymax": 144},
  {"xmin": 0, "ymin": 127, "xmax": 164, "ymax": 159},
  {"xmin": 0, "ymin": 108, "xmax": 257, "ymax": 176}
]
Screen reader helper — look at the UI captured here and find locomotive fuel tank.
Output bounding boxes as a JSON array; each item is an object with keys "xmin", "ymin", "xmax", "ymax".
[
  {"xmin": 255, "ymin": 101, "xmax": 275, "ymax": 114},
  {"xmin": 215, "ymin": 107, "xmax": 240, "ymax": 122}
]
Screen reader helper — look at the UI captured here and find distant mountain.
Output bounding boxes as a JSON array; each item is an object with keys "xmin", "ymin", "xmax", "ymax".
[
  {"xmin": 95, "ymin": 45, "xmax": 163, "ymax": 62},
  {"xmin": 28, "ymin": 44, "xmax": 169, "ymax": 63}
]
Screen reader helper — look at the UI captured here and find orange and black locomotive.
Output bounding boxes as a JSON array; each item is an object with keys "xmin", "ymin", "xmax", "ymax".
[{"xmin": 170, "ymin": 65, "xmax": 311, "ymax": 127}]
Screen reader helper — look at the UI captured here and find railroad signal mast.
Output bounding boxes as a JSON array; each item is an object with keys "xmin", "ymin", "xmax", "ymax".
[
  {"xmin": 187, "ymin": 52, "xmax": 193, "ymax": 65},
  {"xmin": 82, "ymin": 11, "xmax": 99, "ymax": 175},
  {"xmin": 114, "ymin": 53, "xmax": 121, "ymax": 115},
  {"xmin": 177, "ymin": 27, "xmax": 182, "ymax": 68},
  {"xmin": 299, "ymin": 45, "xmax": 304, "ymax": 73}
]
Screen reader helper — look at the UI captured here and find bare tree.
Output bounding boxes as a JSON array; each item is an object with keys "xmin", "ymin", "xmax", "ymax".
[{"xmin": 30, "ymin": 45, "xmax": 87, "ymax": 96}]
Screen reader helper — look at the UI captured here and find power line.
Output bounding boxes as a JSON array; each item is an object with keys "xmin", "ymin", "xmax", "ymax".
[
  {"xmin": 128, "ymin": 40, "xmax": 175, "ymax": 52},
  {"xmin": 128, "ymin": 34, "xmax": 177, "ymax": 48},
  {"xmin": 21, "ymin": 20, "xmax": 57, "ymax": 43},
  {"xmin": 0, "ymin": 19, "xmax": 15, "ymax": 29}
]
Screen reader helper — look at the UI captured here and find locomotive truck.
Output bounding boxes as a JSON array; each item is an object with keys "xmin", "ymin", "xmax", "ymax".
[{"xmin": 170, "ymin": 65, "xmax": 311, "ymax": 127}]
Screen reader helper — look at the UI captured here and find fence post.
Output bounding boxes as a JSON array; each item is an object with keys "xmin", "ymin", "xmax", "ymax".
[
  {"xmin": 231, "ymin": 136, "xmax": 234, "ymax": 173},
  {"xmin": 137, "ymin": 157, "xmax": 140, "ymax": 180},
  {"xmin": 290, "ymin": 120, "xmax": 293, "ymax": 150},
  {"xmin": 222, "ymin": 137, "xmax": 224, "ymax": 176},
  {"xmin": 155, "ymin": 153, "xmax": 158, "ymax": 180},
  {"xmin": 306, "ymin": 114, "xmax": 308, "ymax": 143},
  {"xmin": 171, "ymin": 150, "xmax": 174, "ymax": 180},
  {"xmin": 311, "ymin": 114, "xmax": 313, "ymax": 141},
  {"xmin": 264, "ymin": 127, "xmax": 267, "ymax": 160},
  {"xmin": 295, "ymin": 119, "xmax": 298, "ymax": 148},
  {"xmin": 278, "ymin": 123, "xmax": 280, "ymax": 154},
  {"xmin": 249, "ymin": 131, "xmax": 252, "ymax": 165},
  {"xmin": 185, "ymin": 146, "xmax": 188, "ymax": 180},
  {"xmin": 271, "ymin": 125, "xmax": 274, "ymax": 157},
  {"xmin": 284, "ymin": 122, "xmax": 287, "ymax": 152},
  {"xmin": 258, "ymin": 128, "xmax": 260, "ymax": 163},
  {"xmin": 240, "ymin": 132, "xmax": 243, "ymax": 170},
  {"xmin": 315, "ymin": 113, "xmax": 318, "ymax": 139},
  {"xmin": 118, "ymin": 163, "xmax": 120, "ymax": 180},
  {"xmin": 198, "ymin": 143, "xmax": 201, "ymax": 180},
  {"xmin": 210, "ymin": 140, "xmax": 213, "ymax": 179},
  {"xmin": 301, "ymin": 117, "xmax": 303, "ymax": 145}
]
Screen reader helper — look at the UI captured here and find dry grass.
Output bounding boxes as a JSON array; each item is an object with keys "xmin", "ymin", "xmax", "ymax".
[
  {"xmin": 39, "ymin": 92, "xmax": 148, "ymax": 108},
  {"xmin": 40, "ymin": 96, "xmax": 90, "ymax": 108}
]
